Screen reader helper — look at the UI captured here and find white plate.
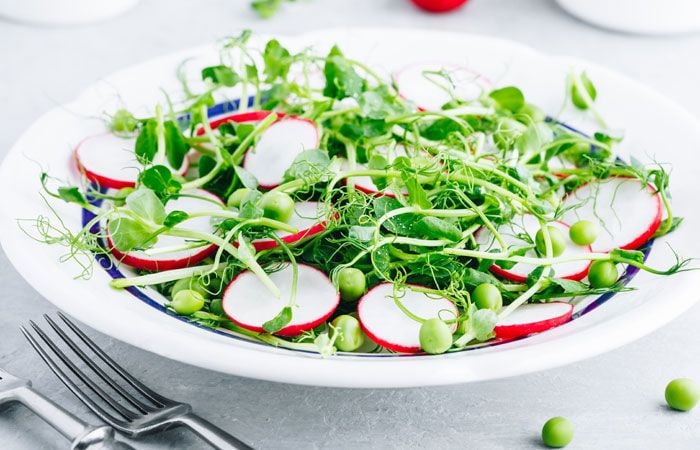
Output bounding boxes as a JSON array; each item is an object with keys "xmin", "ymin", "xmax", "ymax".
[{"xmin": 2, "ymin": 28, "xmax": 700, "ymax": 388}]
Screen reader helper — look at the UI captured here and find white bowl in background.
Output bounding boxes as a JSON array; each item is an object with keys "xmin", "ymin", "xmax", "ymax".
[{"xmin": 557, "ymin": 0, "xmax": 700, "ymax": 35}]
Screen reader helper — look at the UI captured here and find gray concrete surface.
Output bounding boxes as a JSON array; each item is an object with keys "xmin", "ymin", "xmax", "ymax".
[{"xmin": 1, "ymin": 0, "xmax": 699, "ymax": 448}]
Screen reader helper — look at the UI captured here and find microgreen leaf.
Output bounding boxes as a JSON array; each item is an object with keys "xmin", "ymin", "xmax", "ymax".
[
  {"xmin": 262, "ymin": 39, "xmax": 291, "ymax": 82},
  {"xmin": 467, "ymin": 304, "xmax": 497, "ymax": 342},
  {"xmin": 262, "ymin": 306, "xmax": 292, "ymax": 333},
  {"xmin": 201, "ymin": 65, "xmax": 240, "ymax": 87},
  {"xmin": 323, "ymin": 45, "xmax": 364, "ymax": 99},
  {"xmin": 610, "ymin": 248, "xmax": 645, "ymax": 264},
  {"xmin": 163, "ymin": 210, "xmax": 188, "ymax": 228},
  {"xmin": 163, "ymin": 121, "xmax": 188, "ymax": 168},
  {"xmin": 412, "ymin": 216, "xmax": 462, "ymax": 242},
  {"xmin": 238, "ymin": 190, "xmax": 264, "ymax": 219},
  {"xmin": 138, "ymin": 165, "xmax": 182, "ymax": 199},
  {"xmin": 283, "ymin": 149, "xmax": 331, "ymax": 183},
  {"xmin": 135, "ymin": 120, "xmax": 158, "ymax": 164},
  {"xmin": 489, "ymin": 86, "xmax": 525, "ymax": 113},
  {"xmin": 108, "ymin": 217, "xmax": 156, "ymax": 252},
  {"xmin": 234, "ymin": 165, "xmax": 259, "ymax": 190},
  {"xmin": 125, "ymin": 189, "xmax": 166, "ymax": 225},
  {"xmin": 57, "ymin": 186, "xmax": 88, "ymax": 206}
]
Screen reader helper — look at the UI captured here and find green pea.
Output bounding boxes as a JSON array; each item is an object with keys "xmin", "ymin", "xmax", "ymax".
[
  {"xmin": 665, "ymin": 378, "xmax": 700, "ymax": 412},
  {"xmin": 337, "ymin": 268, "xmax": 366, "ymax": 302},
  {"xmin": 588, "ymin": 260, "xmax": 618, "ymax": 288},
  {"xmin": 171, "ymin": 277, "xmax": 211, "ymax": 299},
  {"xmin": 569, "ymin": 220, "xmax": 599, "ymax": 246},
  {"xmin": 260, "ymin": 191, "xmax": 295, "ymax": 223},
  {"xmin": 171, "ymin": 289, "xmax": 205, "ymax": 315},
  {"xmin": 535, "ymin": 226, "xmax": 567, "ymax": 257},
  {"xmin": 419, "ymin": 318, "xmax": 453, "ymax": 354},
  {"xmin": 472, "ymin": 283, "xmax": 502, "ymax": 312},
  {"xmin": 110, "ymin": 109, "xmax": 138, "ymax": 134},
  {"xmin": 518, "ymin": 103, "xmax": 546, "ymax": 123},
  {"xmin": 227, "ymin": 188, "xmax": 253, "ymax": 208},
  {"xmin": 541, "ymin": 416, "xmax": 574, "ymax": 448},
  {"xmin": 571, "ymin": 72, "xmax": 597, "ymax": 110},
  {"xmin": 331, "ymin": 315, "xmax": 364, "ymax": 352}
]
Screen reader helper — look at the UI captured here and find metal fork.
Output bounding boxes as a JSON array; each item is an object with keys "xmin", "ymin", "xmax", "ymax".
[
  {"xmin": 22, "ymin": 313, "xmax": 253, "ymax": 450},
  {"xmin": 0, "ymin": 366, "xmax": 133, "ymax": 449}
]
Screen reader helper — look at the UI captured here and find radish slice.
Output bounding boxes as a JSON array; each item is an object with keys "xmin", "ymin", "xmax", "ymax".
[
  {"xmin": 252, "ymin": 201, "xmax": 328, "ymax": 250},
  {"xmin": 75, "ymin": 133, "xmax": 188, "ymax": 189},
  {"xmin": 107, "ymin": 189, "xmax": 222, "ymax": 271},
  {"xmin": 243, "ymin": 118, "xmax": 319, "ymax": 189},
  {"xmin": 394, "ymin": 63, "xmax": 492, "ymax": 111},
  {"xmin": 222, "ymin": 263, "xmax": 339, "ymax": 337},
  {"xmin": 358, "ymin": 283, "xmax": 458, "ymax": 353},
  {"xmin": 494, "ymin": 302, "xmax": 573, "ymax": 340},
  {"xmin": 561, "ymin": 177, "xmax": 662, "ymax": 252},
  {"xmin": 478, "ymin": 215, "xmax": 592, "ymax": 282}
]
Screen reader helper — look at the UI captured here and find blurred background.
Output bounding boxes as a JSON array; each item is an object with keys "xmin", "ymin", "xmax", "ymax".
[{"xmin": 1, "ymin": 1, "xmax": 699, "ymax": 449}]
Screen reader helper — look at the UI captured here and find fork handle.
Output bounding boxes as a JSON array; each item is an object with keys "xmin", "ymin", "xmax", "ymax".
[
  {"xmin": 176, "ymin": 412, "xmax": 253, "ymax": 450},
  {"xmin": 15, "ymin": 387, "xmax": 134, "ymax": 450}
]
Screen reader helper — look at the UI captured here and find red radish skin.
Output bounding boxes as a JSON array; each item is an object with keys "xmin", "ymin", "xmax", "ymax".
[
  {"xmin": 222, "ymin": 263, "xmax": 339, "ymax": 337},
  {"xmin": 252, "ymin": 201, "xmax": 328, "ymax": 250},
  {"xmin": 562, "ymin": 177, "xmax": 662, "ymax": 252},
  {"xmin": 478, "ymin": 216, "xmax": 593, "ymax": 283},
  {"xmin": 358, "ymin": 283, "xmax": 458, "ymax": 353},
  {"xmin": 75, "ymin": 133, "xmax": 189, "ymax": 189},
  {"xmin": 107, "ymin": 189, "xmax": 223, "ymax": 271},
  {"xmin": 411, "ymin": 0, "xmax": 469, "ymax": 13},
  {"xmin": 494, "ymin": 302, "xmax": 574, "ymax": 340},
  {"xmin": 394, "ymin": 62, "xmax": 492, "ymax": 111}
]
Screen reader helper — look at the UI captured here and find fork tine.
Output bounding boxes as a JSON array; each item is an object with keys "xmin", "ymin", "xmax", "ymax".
[
  {"xmin": 57, "ymin": 312, "xmax": 170, "ymax": 406},
  {"xmin": 20, "ymin": 326, "xmax": 129, "ymax": 431},
  {"xmin": 43, "ymin": 315, "xmax": 154, "ymax": 414},
  {"xmin": 26, "ymin": 320, "xmax": 140, "ymax": 421}
]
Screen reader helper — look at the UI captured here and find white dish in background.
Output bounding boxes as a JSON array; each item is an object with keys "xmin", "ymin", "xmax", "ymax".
[
  {"xmin": 557, "ymin": 0, "xmax": 700, "ymax": 35},
  {"xmin": 0, "ymin": 0, "xmax": 140, "ymax": 26},
  {"xmin": 1, "ymin": 28, "xmax": 700, "ymax": 388}
]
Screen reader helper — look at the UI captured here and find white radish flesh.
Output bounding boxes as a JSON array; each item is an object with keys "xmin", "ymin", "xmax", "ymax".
[
  {"xmin": 478, "ymin": 215, "xmax": 592, "ymax": 282},
  {"xmin": 561, "ymin": 177, "xmax": 662, "ymax": 252},
  {"xmin": 394, "ymin": 63, "xmax": 492, "ymax": 111},
  {"xmin": 75, "ymin": 133, "xmax": 187, "ymax": 189},
  {"xmin": 358, "ymin": 283, "xmax": 458, "ymax": 353},
  {"xmin": 107, "ymin": 189, "xmax": 222, "ymax": 271},
  {"xmin": 243, "ymin": 118, "xmax": 319, "ymax": 189},
  {"xmin": 494, "ymin": 302, "xmax": 573, "ymax": 340},
  {"xmin": 222, "ymin": 263, "xmax": 339, "ymax": 336}
]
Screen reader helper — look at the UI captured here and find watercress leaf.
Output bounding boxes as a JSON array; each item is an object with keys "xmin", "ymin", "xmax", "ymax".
[
  {"xmin": 134, "ymin": 119, "xmax": 158, "ymax": 164},
  {"xmin": 262, "ymin": 306, "xmax": 292, "ymax": 333},
  {"xmin": 125, "ymin": 188, "xmax": 166, "ymax": 225},
  {"xmin": 284, "ymin": 149, "xmax": 331, "ymax": 183},
  {"xmin": 412, "ymin": 216, "xmax": 462, "ymax": 242},
  {"xmin": 489, "ymin": 86, "xmax": 525, "ymax": 113},
  {"xmin": 163, "ymin": 120, "xmax": 188, "ymax": 169},
  {"xmin": 234, "ymin": 165, "xmax": 259, "ymax": 189},
  {"xmin": 263, "ymin": 39, "xmax": 291, "ymax": 82},
  {"xmin": 163, "ymin": 210, "xmax": 188, "ymax": 228},
  {"xmin": 201, "ymin": 65, "xmax": 239, "ymax": 87},
  {"xmin": 198, "ymin": 155, "xmax": 217, "ymax": 177},
  {"xmin": 57, "ymin": 186, "xmax": 87, "ymax": 206},
  {"xmin": 108, "ymin": 217, "xmax": 156, "ymax": 252},
  {"xmin": 323, "ymin": 45, "xmax": 364, "ymax": 99}
]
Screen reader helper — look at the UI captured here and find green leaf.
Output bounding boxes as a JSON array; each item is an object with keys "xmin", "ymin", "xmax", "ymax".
[
  {"xmin": 263, "ymin": 39, "xmax": 291, "ymax": 82},
  {"xmin": 549, "ymin": 278, "xmax": 589, "ymax": 294},
  {"xmin": 462, "ymin": 268, "xmax": 503, "ymax": 289},
  {"xmin": 468, "ymin": 304, "xmax": 497, "ymax": 342},
  {"xmin": 367, "ymin": 153, "xmax": 389, "ymax": 190},
  {"xmin": 238, "ymin": 190, "xmax": 264, "ymax": 219},
  {"xmin": 163, "ymin": 121, "xmax": 188, "ymax": 169},
  {"xmin": 135, "ymin": 120, "xmax": 158, "ymax": 164},
  {"xmin": 108, "ymin": 217, "xmax": 156, "ymax": 252},
  {"xmin": 525, "ymin": 266, "xmax": 551, "ymax": 287},
  {"xmin": 262, "ymin": 306, "xmax": 293, "ymax": 333},
  {"xmin": 164, "ymin": 210, "xmax": 188, "ymax": 228},
  {"xmin": 233, "ymin": 165, "xmax": 259, "ymax": 190},
  {"xmin": 349, "ymin": 225, "xmax": 374, "ymax": 242},
  {"xmin": 57, "ymin": 186, "xmax": 87, "ymax": 206},
  {"xmin": 138, "ymin": 165, "xmax": 182, "ymax": 198},
  {"xmin": 412, "ymin": 216, "xmax": 462, "ymax": 242},
  {"xmin": 283, "ymin": 149, "xmax": 331, "ymax": 183},
  {"xmin": 489, "ymin": 86, "xmax": 525, "ymax": 113},
  {"xmin": 400, "ymin": 171, "xmax": 432, "ymax": 209},
  {"xmin": 201, "ymin": 65, "xmax": 239, "ymax": 87},
  {"xmin": 373, "ymin": 197, "xmax": 415, "ymax": 235},
  {"xmin": 125, "ymin": 189, "xmax": 166, "ymax": 225},
  {"xmin": 571, "ymin": 72, "xmax": 597, "ymax": 110},
  {"xmin": 323, "ymin": 45, "xmax": 364, "ymax": 99},
  {"xmin": 198, "ymin": 155, "xmax": 217, "ymax": 177}
]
